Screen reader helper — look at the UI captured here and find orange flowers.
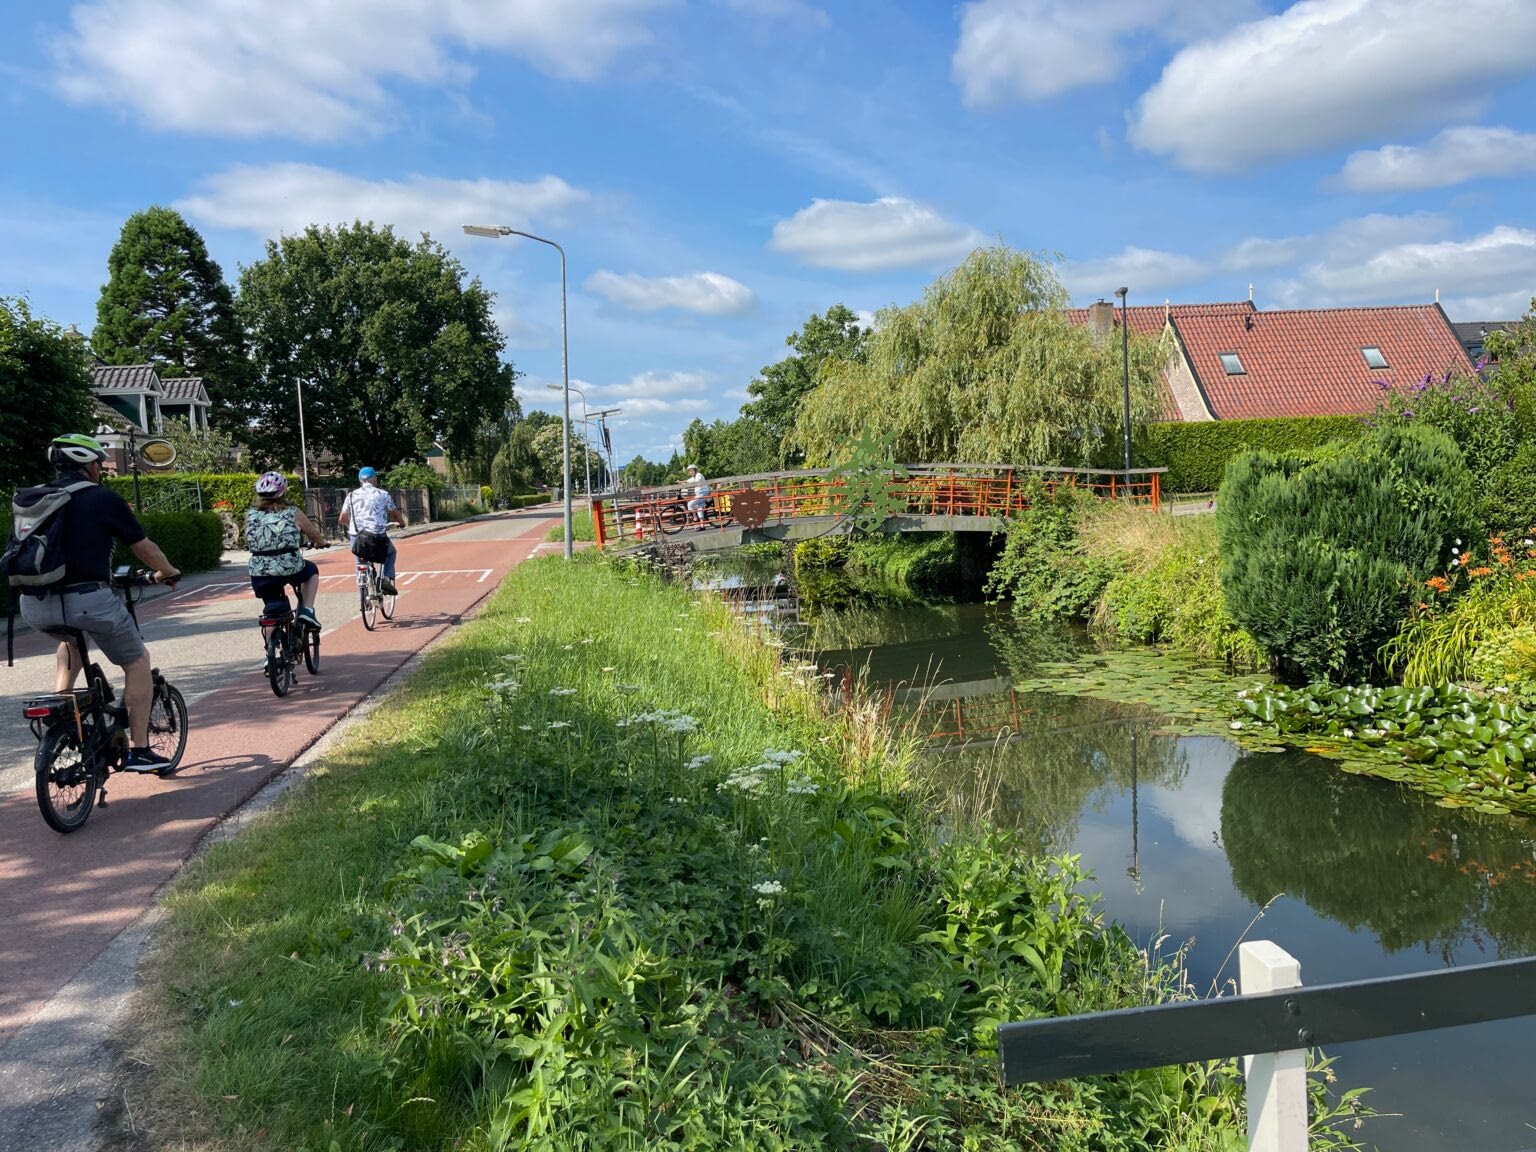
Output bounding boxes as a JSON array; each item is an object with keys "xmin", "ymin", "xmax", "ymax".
[
  {"xmin": 1425, "ymin": 575, "xmax": 1451, "ymax": 592},
  {"xmin": 1469, "ymin": 566, "xmax": 1494, "ymax": 578}
]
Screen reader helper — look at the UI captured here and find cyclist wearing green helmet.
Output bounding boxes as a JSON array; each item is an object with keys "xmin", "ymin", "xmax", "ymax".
[{"xmin": 18, "ymin": 434, "xmax": 181, "ymax": 773}]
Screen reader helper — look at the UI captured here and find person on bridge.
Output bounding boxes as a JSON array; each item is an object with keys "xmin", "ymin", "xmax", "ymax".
[
  {"xmin": 685, "ymin": 464, "xmax": 711, "ymax": 527},
  {"xmin": 246, "ymin": 472, "xmax": 326, "ymax": 628},
  {"xmin": 339, "ymin": 467, "xmax": 406, "ymax": 594},
  {"xmin": 18, "ymin": 434, "xmax": 181, "ymax": 773}
]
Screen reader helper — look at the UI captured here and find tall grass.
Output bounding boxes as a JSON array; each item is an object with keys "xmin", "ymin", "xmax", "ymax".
[
  {"xmin": 542, "ymin": 505, "xmax": 596, "ymax": 542},
  {"xmin": 112, "ymin": 556, "xmax": 1368, "ymax": 1151}
]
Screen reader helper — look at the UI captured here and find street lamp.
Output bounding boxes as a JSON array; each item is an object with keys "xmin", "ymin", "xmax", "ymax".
[
  {"xmin": 547, "ymin": 382, "xmax": 593, "ymax": 498},
  {"xmin": 296, "ymin": 379, "xmax": 311, "ymax": 496},
  {"xmin": 464, "ymin": 223, "xmax": 572, "ymax": 559},
  {"xmin": 1114, "ymin": 286, "xmax": 1132, "ymax": 475}
]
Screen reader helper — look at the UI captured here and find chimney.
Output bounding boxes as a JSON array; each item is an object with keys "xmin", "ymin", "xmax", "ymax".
[{"xmin": 1088, "ymin": 299, "xmax": 1114, "ymax": 345}]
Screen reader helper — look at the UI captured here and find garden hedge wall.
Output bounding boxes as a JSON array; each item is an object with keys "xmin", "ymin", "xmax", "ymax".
[
  {"xmin": 1136, "ymin": 415, "xmax": 1369, "ymax": 493},
  {"xmin": 131, "ymin": 512, "xmax": 225, "ymax": 574},
  {"xmin": 104, "ymin": 472, "xmax": 303, "ymax": 514}
]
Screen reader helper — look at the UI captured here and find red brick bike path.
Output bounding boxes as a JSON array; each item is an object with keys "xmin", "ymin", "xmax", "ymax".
[{"xmin": 0, "ymin": 512, "xmax": 558, "ymax": 1045}]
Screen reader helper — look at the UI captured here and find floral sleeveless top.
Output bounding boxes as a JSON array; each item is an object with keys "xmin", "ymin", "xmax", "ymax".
[{"xmin": 246, "ymin": 507, "xmax": 303, "ymax": 577}]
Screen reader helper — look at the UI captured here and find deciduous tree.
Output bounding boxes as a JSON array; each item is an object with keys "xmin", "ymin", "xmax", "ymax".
[
  {"xmin": 238, "ymin": 222, "xmax": 516, "ymax": 474},
  {"xmin": 0, "ymin": 299, "xmax": 96, "ymax": 493},
  {"xmin": 743, "ymin": 303, "xmax": 867, "ymax": 465},
  {"xmin": 789, "ymin": 247, "xmax": 1166, "ymax": 467}
]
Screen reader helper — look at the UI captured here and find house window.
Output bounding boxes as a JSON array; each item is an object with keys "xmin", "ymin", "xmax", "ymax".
[
  {"xmin": 1361, "ymin": 346, "xmax": 1388, "ymax": 369},
  {"xmin": 1218, "ymin": 352, "xmax": 1245, "ymax": 375}
]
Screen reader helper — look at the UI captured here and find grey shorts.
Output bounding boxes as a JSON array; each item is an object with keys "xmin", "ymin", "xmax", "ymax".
[{"xmin": 19, "ymin": 586, "xmax": 147, "ymax": 667}]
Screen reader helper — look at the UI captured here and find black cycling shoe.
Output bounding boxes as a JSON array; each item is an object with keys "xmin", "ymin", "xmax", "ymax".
[
  {"xmin": 124, "ymin": 747, "xmax": 174, "ymax": 775},
  {"xmin": 379, "ymin": 578, "xmax": 398, "ymax": 595}
]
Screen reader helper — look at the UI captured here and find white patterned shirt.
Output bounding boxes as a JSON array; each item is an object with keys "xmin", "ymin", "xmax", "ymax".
[{"xmin": 344, "ymin": 485, "xmax": 396, "ymax": 536}]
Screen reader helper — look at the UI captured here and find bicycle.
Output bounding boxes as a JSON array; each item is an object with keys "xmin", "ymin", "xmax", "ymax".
[
  {"xmin": 355, "ymin": 534, "xmax": 397, "ymax": 631},
  {"xmin": 22, "ymin": 568, "xmax": 189, "ymax": 834},
  {"xmin": 258, "ymin": 583, "xmax": 320, "ymax": 698}
]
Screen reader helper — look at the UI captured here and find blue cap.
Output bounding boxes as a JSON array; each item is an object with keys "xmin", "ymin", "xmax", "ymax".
[{"xmin": 358, "ymin": 466, "xmax": 377, "ymax": 480}]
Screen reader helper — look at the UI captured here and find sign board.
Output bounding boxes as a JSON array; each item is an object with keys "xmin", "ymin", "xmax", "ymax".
[
  {"xmin": 138, "ymin": 439, "xmax": 177, "ymax": 468},
  {"xmin": 731, "ymin": 489, "xmax": 771, "ymax": 529}
]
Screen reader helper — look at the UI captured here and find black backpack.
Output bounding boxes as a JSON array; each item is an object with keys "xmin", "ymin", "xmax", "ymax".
[{"xmin": 1, "ymin": 479, "xmax": 92, "ymax": 664}]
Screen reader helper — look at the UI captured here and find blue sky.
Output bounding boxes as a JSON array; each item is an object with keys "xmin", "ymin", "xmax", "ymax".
[{"xmin": 3, "ymin": 0, "xmax": 1536, "ymax": 461}]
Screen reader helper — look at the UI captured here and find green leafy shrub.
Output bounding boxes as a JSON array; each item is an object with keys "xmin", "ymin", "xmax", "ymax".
[
  {"xmin": 129, "ymin": 511, "xmax": 224, "ymax": 572},
  {"xmin": 104, "ymin": 472, "xmax": 302, "ymax": 519},
  {"xmin": 505, "ymin": 492, "xmax": 550, "ymax": 509},
  {"xmin": 1217, "ymin": 424, "xmax": 1477, "ymax": 683},
  {"xmin": 847, "ymin": 534, "xmax": 959, "ymax": 596},
  {"xmin": 987, "ymin": 485, "xmax": 1114, "ymax": 623},
  {"xmin": 383, "ymin": 462, "xmax": 444, "ymax": 493},
  {"xmin": 1135, "ymin": 415, "xmax": 1367, "ymax": 493}
]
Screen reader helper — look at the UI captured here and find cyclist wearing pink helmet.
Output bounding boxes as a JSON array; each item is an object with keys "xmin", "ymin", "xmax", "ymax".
[{"xmin": 246, "ymin": 471, "xmax": 326, "ymax": 628}]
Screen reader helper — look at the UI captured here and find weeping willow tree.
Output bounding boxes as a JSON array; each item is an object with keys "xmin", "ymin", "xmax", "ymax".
[{"xmin": 789, "ymin": 247, "xmax": 1168, "ymax": 466}]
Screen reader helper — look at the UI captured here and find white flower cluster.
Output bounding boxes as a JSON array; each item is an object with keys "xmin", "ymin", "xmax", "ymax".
[
  {"xmin": 720, "ymin": 766, "xmax": 768, "ymax": 795},
  {"xmin": 1229, "ymin": 721, "xmax": 1244, "ymax": 731},
  {"xmin": 515, "ymin": 616, "xmax": 532, "ymax": 624},
  {"xmin": 787, "ymin": 779, "xmax": 820, "ymax": 796},
  {"xmin": 486, "ymin": 676, "xmax": 521, "ymax": 695},
  {"xmin": 549, "ymin": 687, "xmax": 577, "ymax": 697},
  {"xmin": 500, "ymin": 652, "xmax": 526, "ymax": 664},
  {"xmin": 547, "ymin": 720, "xmax": 571, "ymax": 730},
  {"xmin": 762, "ymin": 750, "xmax": 803, "ymax": 764},
  {"xmin": 618, "ymin": 709, "xmax": 699, "ymax": 734},
  {"xmin": 686, "ymin": 754, "xmax": 713, "ymax": 770},
  {"xmin": 753, "ymin": 880, "xmax": 784, "ymax": 896}
]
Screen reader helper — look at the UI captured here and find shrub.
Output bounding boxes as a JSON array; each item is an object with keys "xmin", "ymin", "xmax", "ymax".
[
  {"xmin": 846, "ymin": 533, "xmax": 959, "ymax": 596},
  {"xmin": 130, "ymin": 511, "xmax": 224, "ymax": 573},
  {"xmin": 987, "ymin": 484, "xmax": 1114, "ymax": 623},
  {"xmin": 1217, "ymin": 424, "xmax": 1478, "ymax": 683},
  {"xmin": 383, "ymin": 462, "xmax": 444, "ymax": 493},
  {"xmin": 1134, "ymin": 415, "xmax": 1367, "ymax": 493},
  {"xmin": 104, "ymin": 472, "xmax": 302, "ymax": 517}
]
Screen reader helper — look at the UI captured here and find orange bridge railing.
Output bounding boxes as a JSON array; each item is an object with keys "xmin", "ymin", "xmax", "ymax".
[{"xmin": 589, "ymin": 464, "xmax": 1165, "ymax": 550}]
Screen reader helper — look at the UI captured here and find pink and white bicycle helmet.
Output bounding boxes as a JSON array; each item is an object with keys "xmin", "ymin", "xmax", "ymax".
[{"xmin": 255, "ymin": 471, "xmax": 288, "ymax": 497}]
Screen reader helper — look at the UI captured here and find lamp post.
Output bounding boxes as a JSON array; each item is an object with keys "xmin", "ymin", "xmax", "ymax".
[
  {"xmin": 464, "ymin": 224, "xmax": 572, "ymax": 560},
  {"xmin": 547, "ymin": 382, "xmax": 593, "ymax": 498},
  {"xmin": 296, "ymin": 378, "xmax": 311, "ymax": 495},
  {"xmin": 1114, "ymin": 286, "xmax": 1131, "ymax": 475},
  {"xmin": 590, "ymin": 406, "xmax": 621, "ymax": 494}
]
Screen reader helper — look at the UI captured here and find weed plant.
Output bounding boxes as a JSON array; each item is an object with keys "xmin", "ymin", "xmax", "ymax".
[{"xmin": 122, "ymin": 556, "xmax": 1368, "ymax": 1151}]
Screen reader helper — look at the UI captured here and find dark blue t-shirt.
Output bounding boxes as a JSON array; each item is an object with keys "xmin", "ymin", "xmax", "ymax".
[{"xmin": 55, "ymin": 472, "xmax": 146, "ymax": 583}]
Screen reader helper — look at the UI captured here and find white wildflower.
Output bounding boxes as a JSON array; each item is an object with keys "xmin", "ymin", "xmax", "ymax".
[
  {"xmin": 686, "ymin": 754, "xmax": 713, "ymax": 769},
  {"xmin": 1343, "ymin": 728, "xmax": 1355, "ymax": 738},
  {"xmin": 500, "ymin": 653, "xmax": 526, "ymax": 663},
  {"xmin": 581, "ymin": 637, "xmax": 594, "ymax": 645},
  {"xmin": 516, "ymin": 616, "xmax": 532, "ymax": 624},
  {"xmin": 562, "ymin": 644, "xmax": 575, "ymax": 651},
  {"xmin": 601, "ymin": 666, "xmax": 617, "ymax": 673},
  {"xmin": 753, "ymin": 880, "xmax": 784, "ymax": 897},
  {"xmin": 787, "ymin": 779, "xmax": 819, "ymax": 795},
  {"xmin": 547, "ymin": 721, "xmax": 571, "ymax": 730},
  {"xmin": 518, "ymin": 725, "xmax": 534, "ymax": 732},
  {"xmin": 549, "ymin": 687, "xmax": 577, "ymax": 696},
  {"xmin": 763, "ymin": 750, "xmax": 803, "ymax": 764},
  {"xmin": 1229, "ymin": 721, "xmax": 1244, "ymax": 731}
]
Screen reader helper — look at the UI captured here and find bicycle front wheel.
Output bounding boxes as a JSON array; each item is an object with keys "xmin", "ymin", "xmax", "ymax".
[
  {"xmin": 266, "ymin": 627, "xmax": 291, "ymax": 697},
  {"xmin": 360, "ymin": 574, "xmax": 378, "ymax": 630},
  {"xmin": 36, "ymin": 725, "xmax": 96, "ymax": 833},
  {"xmin": 147, "ymin": 682, "xmax": 189, "ymax": 774}
]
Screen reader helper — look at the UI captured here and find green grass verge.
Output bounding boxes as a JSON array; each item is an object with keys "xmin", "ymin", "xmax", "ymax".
[
  {"xmin": 543, "ymin": 505, "xmax": 595, "ymax": 542},
  {"xmin": 123, "ymin": 556, "xmax": 1371, "ymax": 1151}
]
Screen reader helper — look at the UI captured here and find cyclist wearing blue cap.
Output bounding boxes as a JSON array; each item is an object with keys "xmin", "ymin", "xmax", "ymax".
[{"xmin": 338, "ymin": 467, "xmax": 406, "ymax": 594}]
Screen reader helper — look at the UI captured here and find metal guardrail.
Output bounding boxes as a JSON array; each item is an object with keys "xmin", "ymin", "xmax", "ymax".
[
  {"xmin": 590, "ymin": 465, "xmax": 1168, "ymax": 549},
  {"xmin": 999, "ymin": 941, "xmax": 1536, "ymax": 1150}
]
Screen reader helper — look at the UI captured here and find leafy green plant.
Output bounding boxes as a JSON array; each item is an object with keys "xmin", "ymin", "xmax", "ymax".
[
  {"xmin": 987, "ymin": 484, "xmax": 1114, "ymax": 623},
  {"xmin": 1234, "ymin": 679, "xmax": 1536, "ymax": 815},
  {"xmin": 1134, "ymin": 415, "xmax": 1367, "ymax": 494},
  {"xmin": 385, "ymin": 462, "xmax": 445, "ymax": 493},
  {"xmin": 825, "ymin": 430, "xmax": 909, "ymax": 536},
  {"xmin": 1217, "ymin": 424, "xmax": 1477, "ymax": 683},
  {"xmin": 126, "ymin": 511, "xmax": 224, "ymax": 572}
]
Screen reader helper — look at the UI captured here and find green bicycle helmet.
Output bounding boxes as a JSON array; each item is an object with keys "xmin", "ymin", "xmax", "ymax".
[{"xmin": 48, "ymin": 433, "xmax": 108, "ymax": 467}]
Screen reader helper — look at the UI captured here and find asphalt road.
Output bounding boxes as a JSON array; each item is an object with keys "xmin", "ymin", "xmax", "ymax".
[{"xmin": 0, "ymin": 509, "xmax": 561, "ymax": 1048}]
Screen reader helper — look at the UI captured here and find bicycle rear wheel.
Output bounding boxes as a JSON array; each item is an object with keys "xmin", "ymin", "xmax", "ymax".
[
  {"xmin": 36, "ymin": 725, "xmax": 95, "ymax": 833},
  {"xmin": 147, "ymin": 682, "xmax": 189, "ymax": 774},
  {"xmin": 266, "ymin": 627, "xmax": 292, "ymax": 697},
  {"xmin": 360, "ymin": 571, "xmax": 378, "ymax": 630},
  {"xmin": 304, "ymin": 622, "xmax": 320, "ymax": 674},
  {"xmin": 380, "ymin": 583, "xmax": 397, "ymax": 620}
]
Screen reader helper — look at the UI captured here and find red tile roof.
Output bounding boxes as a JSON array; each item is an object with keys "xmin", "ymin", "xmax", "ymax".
[
  {"xmin": 1063, "ymin": 300, "xmax": 1254, "ymax": 338},
  {"xmin": 1171, "ymin": 304, "xmax": 1473, "ymax": 421}
]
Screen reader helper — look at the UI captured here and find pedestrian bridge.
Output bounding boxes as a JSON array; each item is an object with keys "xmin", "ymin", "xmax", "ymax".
[{"xmin": 592, "ymin": 464, "xmax": 1166, "ymax": 553}]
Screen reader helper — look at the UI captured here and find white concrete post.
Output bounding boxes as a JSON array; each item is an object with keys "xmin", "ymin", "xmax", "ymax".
[{"xmin": 1240, "ymin": 941, "xmax": 1308, "ymax": 1152}]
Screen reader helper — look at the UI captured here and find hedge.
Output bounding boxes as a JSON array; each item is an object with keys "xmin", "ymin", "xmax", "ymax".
[
  {"xmin": 104, "ymin": 472, "xmax": 303, "ymax": 516},
  {"xmin": 1136, "ymin": 416, "xmax": 1369, "ymax": 493},
  {"xmin": 130, "ymin": 511, "xmax": 225, "ymax": 574},
  {"xmin": 508, "ymin": 492, "xmax": 552, "ymax": 509}
]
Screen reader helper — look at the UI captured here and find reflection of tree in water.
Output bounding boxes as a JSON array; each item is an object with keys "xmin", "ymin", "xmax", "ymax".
[
  {"xmin": 1221, "ymin": 752, "xmax": 1536, "ymax": 958},
  {"xmin": 918, "ymin": 691, "xmax": 1189, "ymax": 856}
]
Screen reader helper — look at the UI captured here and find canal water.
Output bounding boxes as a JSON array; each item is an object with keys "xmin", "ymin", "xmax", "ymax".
[{"xmin": 811, "ymin": 599, "xmax": 1536, "ymax": 1152}]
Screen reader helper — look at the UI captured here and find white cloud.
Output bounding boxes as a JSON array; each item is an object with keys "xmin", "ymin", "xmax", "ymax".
[
  {"xmin": 769, "ymin": 196, "xmax": 986, "ymax": 272},
  {"xmin": 55, "ymin": 0, "xmax": 670, "ymax": 140},
  {"xmin": 581, "ymin": 370, "xmax": 715, "ymax": 417},
  {"xmin": 585, "ymin": 270, "xmax": 756, "ymax": 315},
  {"xmin": 1059, "ymin": 246, "xmax": 1210, "ymax": 298},
  {"xmin": 1131, "ymin": 0, "xmax": 1536, "ymax": 172},
  {"xmin": 1279, "ymin": 225, "xmax": 1536, "ymax": 310},
  {"xmin": 1339, "ymin": 126, "xmax": 1536, "ymax": 192},
  {"xmin": 177, "ymin": 163, "xmax": 588, "ymax": 241},
  {"xmin": 952, "ymin": 0, "xmax": 1258, "ymax": 106}
]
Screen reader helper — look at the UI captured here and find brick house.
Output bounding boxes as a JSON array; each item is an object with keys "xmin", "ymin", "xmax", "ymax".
[{"xmin": 1069, "ymin": 300, "xmax": 1476, "ymax": 421}]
